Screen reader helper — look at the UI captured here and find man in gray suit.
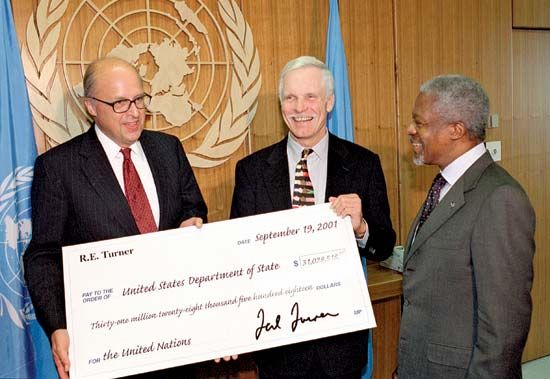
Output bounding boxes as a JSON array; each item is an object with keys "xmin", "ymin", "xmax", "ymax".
[
  {"xmin": 24, "ymin": 57, "xmax": 207, "ymax": 378},
  {"xmin": 396, "ymin": 75, "xmax": 535, "ymax": 378}
]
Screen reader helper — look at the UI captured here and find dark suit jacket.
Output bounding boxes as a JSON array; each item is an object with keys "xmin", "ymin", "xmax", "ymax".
[
  {"xmin": 24, "ymin": 127, "xmax": 207, "ymax": 337},
  {"xmin": 230, "ymin": 133, "xmax": 396, "ymax": 377},
  {"xmin": 398, "ymin": 152, "xmax": 535, "ymax": 379}
]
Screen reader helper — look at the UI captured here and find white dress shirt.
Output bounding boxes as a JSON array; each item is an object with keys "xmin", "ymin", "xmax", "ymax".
[
  {"xmin": 95, "ymin": 125, "xmax": 160, "ymax": 226},
  {"xmin": 286, "ymin": 131, "xmax": 368, "ymax": 246},
  {"xmin": 439, "ymin": 142, "xmax": 487, "ymax": 201},
  {"xmin": 287, "ymin": 132, "xmax": 329, "ymax": 205}
]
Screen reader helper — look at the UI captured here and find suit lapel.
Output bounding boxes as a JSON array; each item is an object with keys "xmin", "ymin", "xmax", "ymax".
[
  {"xmin": 264, "ymin": 138, "xmax": 292, "ymax": 211},
  {"xmin": 262, "ymin": 133, "xmax": 352, "ymax": 210},
  {"xmin": 406, "ymin": 182, "xmax": 465, "ymax": 262},
  {"xmin": 404, "ymin": 152, "xmax": 494, "ymax": 265},
  {"xmin": 403, "ymin": 211, "xmax": 421, "ymax": 256},
  {"xmin": 326, "ymin": 134, "xmax": 352, "ymax": 200},
  {"xmin": 79, "ymin": 127, "xmax": 138, "ymax": 235}
]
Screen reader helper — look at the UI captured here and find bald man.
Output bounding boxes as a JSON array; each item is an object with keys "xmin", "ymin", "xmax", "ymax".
[{"xmin": 24, "ymin": 57, "xmax": 207, "ymax": 378}]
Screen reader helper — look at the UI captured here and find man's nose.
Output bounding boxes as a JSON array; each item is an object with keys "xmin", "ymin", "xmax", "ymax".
[
  {"xmin": 127, "ymin": 101, "xmax": 140, "ymax": 116},
  {"xmin": 406, "ymin": 123, "xmax": 416, "ymax": 135},
  {"xmin": 295, "ymin": 98, "xmax": 307, "ymax": 112}
]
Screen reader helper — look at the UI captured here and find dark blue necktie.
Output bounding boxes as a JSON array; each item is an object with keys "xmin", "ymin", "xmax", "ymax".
[{"xmin": 417, "ymin": 173, "xmax": 446, "ymax": 231}]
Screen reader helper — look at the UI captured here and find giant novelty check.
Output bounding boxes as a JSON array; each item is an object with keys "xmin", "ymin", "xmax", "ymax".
[{"xmin": 63, "ymin": 203, "xmax": 376, "ymax": 378}]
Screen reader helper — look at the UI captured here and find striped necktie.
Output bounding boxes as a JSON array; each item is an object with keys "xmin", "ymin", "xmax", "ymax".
[{"xmin": 292, "ymin": 148, "xmax": 315, "ymax": 207}]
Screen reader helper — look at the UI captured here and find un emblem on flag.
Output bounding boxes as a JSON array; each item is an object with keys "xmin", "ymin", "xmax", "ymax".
[
  {"xmin": 21, "ymin": 0, "xmax": 261, "ymax": 168},
  {"xmin": 0, "ymin": 167, "xmax": 35, "ymax": 329}
]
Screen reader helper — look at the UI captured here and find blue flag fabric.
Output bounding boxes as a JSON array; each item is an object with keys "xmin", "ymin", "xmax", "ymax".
[
  {"xmin": 326, "ymin": 1, "xmax": 373, "ymax": 377},
  {"xmin": 325, "ymin": 0, "xmax": 354, "ymax": 142},
  {"xmin": 0, "ymin": 0, "xmax": 56, "ymax": 377}
]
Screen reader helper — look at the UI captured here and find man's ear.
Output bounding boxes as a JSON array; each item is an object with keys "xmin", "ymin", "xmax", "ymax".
[
  {"xmin": 448, "ymin": 121, "xmax": 468, "ymax": 140},
  {"xmin": 326, "ymin": 94, "xmax": 335, "ymax": 113},
  {"xmin": 83, "ymin": 98, "xmax": 97, "ymax": 117}
]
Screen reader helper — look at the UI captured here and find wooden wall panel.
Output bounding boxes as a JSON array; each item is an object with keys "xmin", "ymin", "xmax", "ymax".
[
  {"xmin": 512, "ymin": 30, "xmax": 550, "ymax": 362},
  {"xmin": 394, "ymin": 0, "xmax": 512, "ymax": 243},
  {"xmin": 371, "ymin": 297, "xmax": 401, "ymax": 379},
  {"xmin": 513, "ymin": 0, "xmax": 550, "ymax": 28},
  {"xmin": 239, "ymin": 0, "xmax": 328, "ymax": 153},
  {"xmin": 340, "ymin": 0, "xmax": 399, "ymax": 241}
]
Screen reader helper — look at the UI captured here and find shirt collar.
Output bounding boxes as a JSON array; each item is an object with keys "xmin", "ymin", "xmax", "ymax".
[
  {"xmin": 94, "ymin": 124, "xmax": 146, "ymax": 161},
  {"xmin": 287, "ymin": 130, "xmax": 329, "ymax": 163},
  {"xmin": 440, "ymin": 142, "xmax": 487, "ymax": 186}
]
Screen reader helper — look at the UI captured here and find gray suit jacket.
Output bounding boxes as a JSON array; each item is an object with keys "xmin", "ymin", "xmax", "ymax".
[
  {"xmin": 398, "ymin": 152, "xmax": 535, "ymax": 378},
  {"xmin": 24, "ymin": 127, "xmax": 207, "ymax": 337}
]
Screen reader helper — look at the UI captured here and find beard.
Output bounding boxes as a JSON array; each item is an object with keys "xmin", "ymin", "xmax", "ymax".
[
  {"xmin": 413, "ymin": 151, "xmax": 425, "ymax": 166},
  {"xmin": 410, "ymin": 138, "xmax": 425, "ymax": 166}
]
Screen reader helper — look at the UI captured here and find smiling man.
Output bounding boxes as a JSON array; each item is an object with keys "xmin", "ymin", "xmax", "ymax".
[
  {"xmin": 24, "ymin": 57, "xmax": 207, "ymax": 379},
  {"xmin": 230, "ymin": 56, "xmax": 396, "ymax": 378},
  {"xmin": 396, "ymin": 75, "xmax": 535, "ymax": 378}
]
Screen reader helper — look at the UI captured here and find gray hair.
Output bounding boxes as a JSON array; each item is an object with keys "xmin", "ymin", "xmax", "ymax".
[
  {"xmin": 278, "ymin": 56, "xmax": 334, "ymax": 101},
  {"xmin": 420, "ymin": 75, "xmax": 489, "ymax": 140},
  {"xmin": 83, "ymin": 57, "xmax": 142, "ymax": 97}
]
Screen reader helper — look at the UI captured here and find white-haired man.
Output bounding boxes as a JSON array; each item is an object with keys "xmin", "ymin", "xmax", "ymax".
[
  {"xmin": 396, "ymin": 75, "xmax": 535, "ymax": 378},
  {"xmin": 231, "ymin": 55, "xmax": 396, "ymax": 378}
]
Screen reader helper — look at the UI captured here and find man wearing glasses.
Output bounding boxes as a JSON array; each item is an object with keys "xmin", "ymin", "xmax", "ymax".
[{"xmin": 24, "ymin": 57, "xmax": 207, "ymax": 379}]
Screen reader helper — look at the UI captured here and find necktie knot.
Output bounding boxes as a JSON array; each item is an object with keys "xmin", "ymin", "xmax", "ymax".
[
  {"xmin": 301, "ymin": 148, "xmax": 313, "ymax": 160},
  {"xmin": 121, "ymin": 147, "xmax": 132, "ymax": 161},
  {"xmin": 431, "ymin": 173, "xmax": 447, "ymax": 193}
]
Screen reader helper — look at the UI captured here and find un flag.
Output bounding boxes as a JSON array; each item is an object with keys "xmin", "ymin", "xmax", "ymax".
[{"xmin": 0, "ymin": 0, "xmax": 56, "ymax": 377}]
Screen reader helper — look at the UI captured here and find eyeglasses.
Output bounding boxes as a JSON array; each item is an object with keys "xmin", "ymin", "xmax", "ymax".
[{"xmin": 90, "ymin": 94, "xmax": 151, "ymax": 113}]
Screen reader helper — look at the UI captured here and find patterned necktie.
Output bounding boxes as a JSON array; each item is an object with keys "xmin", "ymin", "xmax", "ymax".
[
  {"xmin": 417, "ymin": 173, "xmax": 446, "ymax": 231},
  {"xmin": 121, "ymin": 148, "xmax": 157, "ymax": 234},
  {"xmin": 292, "ymin": 148, "xmax": 315, "ymax": 207}
]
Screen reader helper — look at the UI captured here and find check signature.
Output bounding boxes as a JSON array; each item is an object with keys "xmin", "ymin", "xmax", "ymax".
[{"xmin": 255, "ymin": 302, "xmax": 339, "ymax": 340}]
